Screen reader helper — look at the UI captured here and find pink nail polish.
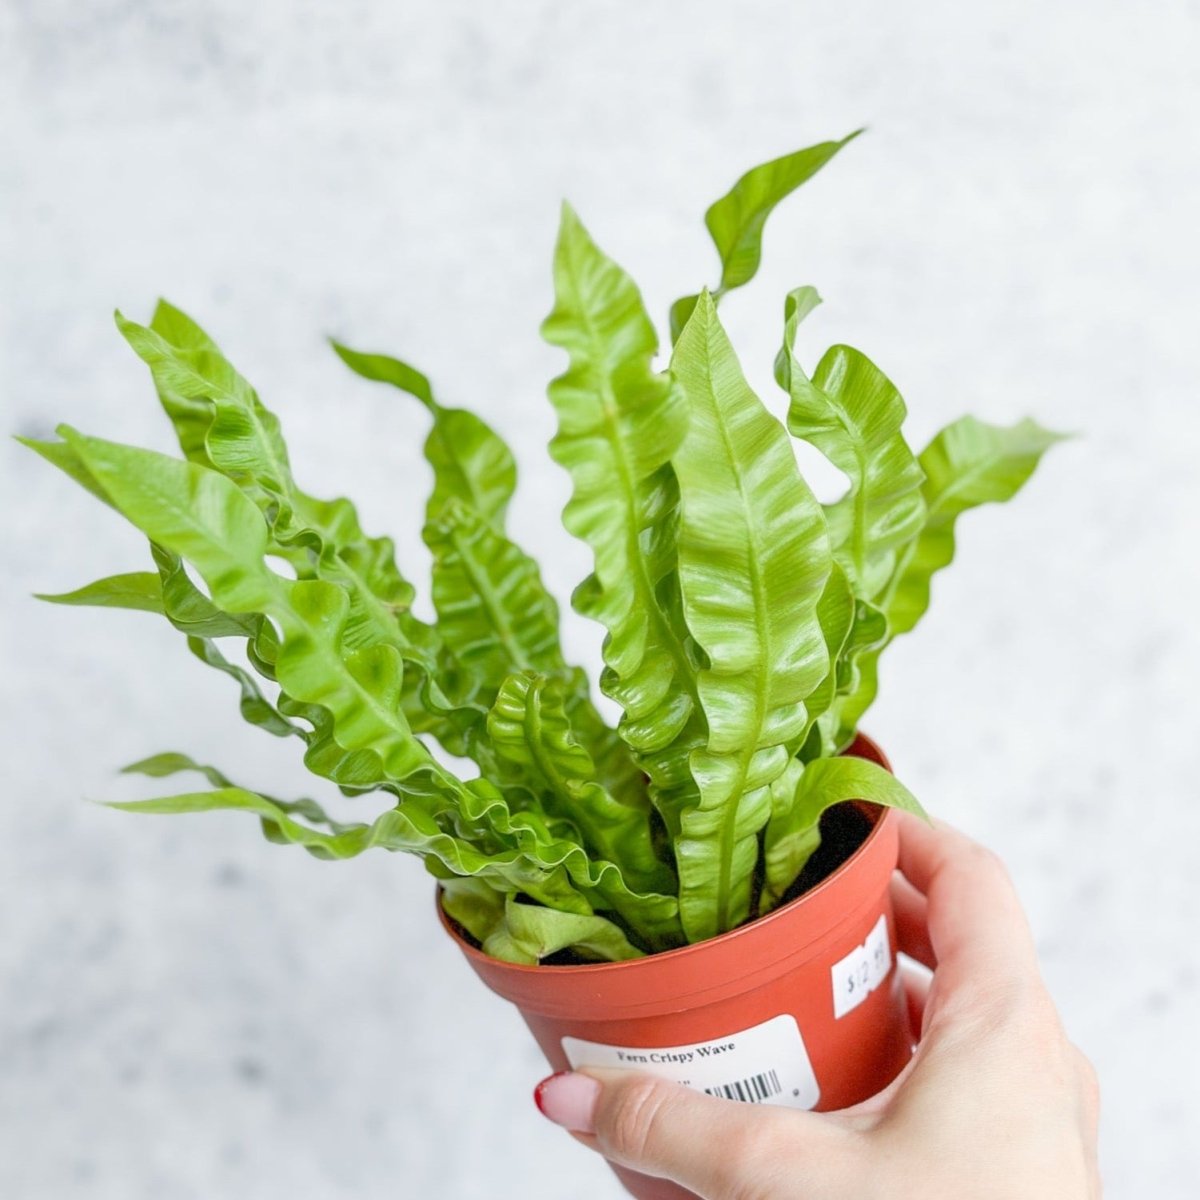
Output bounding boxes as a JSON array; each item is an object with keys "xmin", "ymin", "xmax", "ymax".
[{"xmin": 533, "ymin": 1071, "xmax": 601, "ymax": 1132}]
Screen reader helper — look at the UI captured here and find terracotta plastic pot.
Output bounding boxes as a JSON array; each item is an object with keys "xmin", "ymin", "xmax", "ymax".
[{"xmin": 439, "ymin": 734, "xmax": 912, "ymax": 1200}]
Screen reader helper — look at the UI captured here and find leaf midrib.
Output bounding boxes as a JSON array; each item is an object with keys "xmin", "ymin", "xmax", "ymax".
[
  {"xmin": 166, "ymin": 344, "xmax": 292, "ymax": 501},
  {"xmin": 446, "ymin": 523, "xmax": 527, "ymax": 669},
  {"xmin": 702, "ymin": 367, "xmax": 771, "ymax": 935},
  {"xmin": 570, "ymin": 266, "xmax": 699, "ymax": 723},
  {"xmin": 523, "ymin": 678, "xmax": 568, "ymax": 798},
  {"xmin": 78, "ymin": 443, "xmax": 432, "ymax": 795},
  {"xmin": 430, "ymin": 421, "xmax": 491, "ymax": 519}
]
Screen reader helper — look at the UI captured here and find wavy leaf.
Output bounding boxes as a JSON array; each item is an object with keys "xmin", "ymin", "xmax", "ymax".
[
  {"xmin": 438, "ymin": 873, "xmax": 648, "ymax": 964},
  {"xmin": 118, "ymin": 305, "xmax": 292, "ymax": 498},
  {"xmin": 488, "ymin": 672, "xmax": 594, "ymax": 779},
  {"xmin": 333, "ymin": 339, "xmax": 623, "ymax": 780},
  {"xmin": 488, "ymin": 671, "xmax": 679, "ymax": 916},
  {"xmin": 669, "ymin": 131, "xmax": 862, "ymax": 341},
  {"xmin": 35, "ymin": 572, "xmax": 163, "ymax": 613},
  {"xmin": 122, "ymin": 305, "xmax": 416, "ymax": 618},
  {"xmin": 563, "ymin": 665, "xmax": 649, "ymax": 810},
  {"xmin": 121, "ymin": 750, "xmax": 354, "ymax": 834},
  {"xmin": 107, "ymin": 784, "xmax": 543, "ymax": 879},
  {"xmin": 30, "ymin": 544, "xmax": 297, "ymax": 742},
  {"xmin": 792, "ymin": 563, "xmax": 855, "ymax": 761},
  {"xmin": 50, "ymin": 431, "xmax": 439, "ymax": 796},
  {"xmin": 185, "ymin": 636, "xmax": 298, "ymax": 739},
  {"xmin": 141, "ymin": 299, "xmax": 230, "ymax": 463},
  {"xmin": 761, "ymin": 756, "xmax": 928, "ymax": 911},
  {"xmin": 58, "ymin": 426, "xmax": 276, "ymax": 608},
  {"xmin": 424, "ymin": 497, "xmax": 643, "ymax": 804},
  {"xmin": 425, "ymin": 497, "xmax": 566, "ymax": 692},
  {"xmin": 151, "ymin": 539, "xmax": 474, "ymax": 786},
  {"xmin": 777, "ymin": 289, "xmax": 926, "ymax": 595},
  {"xmin": 149, "ymin": 543, "xmax": 261, "ymax": 639},
  {"xmin": 117, "ymin": 305, "xmax": 495, "ymax": 759},
  {"xmin": 119, "ymin": 305, "xmax": 636, "ymax": 813},
  {"xmin": 481, "ymin": 896, "xmax": 645, "ymax": 965},
  {"xmin": 885, "ymin": 416, "xmax": 1068, "ymax": 636},
  {"xmin": 140, "ymin": 545, "xmax": 301, "ymax": 739},
  {"xmin": 541, "ymin": 204, "xmax": 703, "ymax": 831},
  {"xmin": 834, "ymin": 599, "xmax": 888, "ymax": 695},
  {"xmin": 331, "ymin": 342, "xmax": 436, "ymax": 405},
  {"xmin": 670, "ymin": 292, "xmax": 832, "ymax": 939},
  {"xmin": 109, "ymin": 774, "xmax": 671, "ymax": 957},
  {"xmin": 331, "ymin": 341, "xmax": 516, "ymax": 530},
  {"xmin": 16, "ymin": 436, "xmax": 113, "ymax": 507},
  {"xmin": 122, "ymin": 750, "xmax": 234, "ymax": 789},
  {"xmin": 437, "ymin": 875, "xmax": 507, "ymax": 945},
  {"xmin": 124, "ymin": 306, "xmax": 417, "ymax": 612},
  {"xmin": 808, "ymin": 597, "xmax": 889, "ymax": 756},
  {"xmin": 834, "ymin": 416, "xmax": 1066, "ymax": 737},
  {"xmin": 33, "ymin": 439, "xmax": 648, "ymax": 950},
  {"xmin": 50, "ymin": 429, "xmax": 677, "ymax": 947}
]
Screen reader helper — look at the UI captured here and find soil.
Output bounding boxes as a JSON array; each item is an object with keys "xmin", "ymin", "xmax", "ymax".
[{"xmin": 774, "ymin": 801, "xmax": 873, "ymax": 908}]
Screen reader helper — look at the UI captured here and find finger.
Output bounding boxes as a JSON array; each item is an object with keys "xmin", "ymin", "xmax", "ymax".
[
  {"xmin": 890, "ymin": 871, "xmax": 935, "ymax": 969},
  {"xmin": 893, "ymin": 811, "xmax": 1040, "ymax": 997},
  {"xmin": 534, "ymin": 1069, "xmax": 849, "ymax": 1198},
  {"xmin": 902, "ymin": 957, "xmax": 933, "ymax": 1039}
]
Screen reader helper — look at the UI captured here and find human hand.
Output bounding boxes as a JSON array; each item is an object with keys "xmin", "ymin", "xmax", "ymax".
[{"xmin": 533, "ymin": 813, "xmax": 1101, "ymax": 1199}]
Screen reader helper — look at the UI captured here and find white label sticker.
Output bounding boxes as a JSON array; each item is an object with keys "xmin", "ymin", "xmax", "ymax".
[
  {"xmin": 562, "ymin": 1014, "xmax": 820, "ymax": 1110},
  {"xmin": 830, "ymin": 913, "xmax": 892, "ymax": 1019}
]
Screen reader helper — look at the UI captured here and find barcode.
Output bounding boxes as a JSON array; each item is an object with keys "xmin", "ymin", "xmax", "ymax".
[{"xmin": 703, "ymin": 1068, "xmax": 781, "ymax": 1103}]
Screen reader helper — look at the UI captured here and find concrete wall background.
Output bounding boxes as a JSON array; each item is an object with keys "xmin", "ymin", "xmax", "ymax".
[{"xmin": 3, "ymin": 2, "xmax": 1198, "ymax": 1196}]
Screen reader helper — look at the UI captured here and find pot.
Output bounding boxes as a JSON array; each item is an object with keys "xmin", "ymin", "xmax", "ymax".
[{"xmin": 439, "ymin": 734, "xmax": 913, "ymax": 1200}]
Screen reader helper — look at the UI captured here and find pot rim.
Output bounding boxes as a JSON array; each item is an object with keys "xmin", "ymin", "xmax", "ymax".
[{"xmin": 437, "ymin": 732, "xmax": 894, "ymax": 978}]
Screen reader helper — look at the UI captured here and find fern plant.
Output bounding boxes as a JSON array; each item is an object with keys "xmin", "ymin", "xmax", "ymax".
[{"xmin": 23, "ymin": 133, "xmax": 1062, "ymax": 964}]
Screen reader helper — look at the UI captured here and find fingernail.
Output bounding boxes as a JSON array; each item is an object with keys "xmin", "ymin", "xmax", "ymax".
[{"xmin": 533, "ymin": 1071, "xmax": 600, "ymax": 1132}]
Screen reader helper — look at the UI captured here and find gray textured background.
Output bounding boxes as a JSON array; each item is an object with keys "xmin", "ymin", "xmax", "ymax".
[{"xmin": 3, "ymin": 2, "xmax": 1198, "ymax": 1197}]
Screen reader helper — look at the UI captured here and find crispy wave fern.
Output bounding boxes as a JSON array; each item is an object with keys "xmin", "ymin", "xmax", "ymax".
[{"xmin": 26, "ymin": 133, "xmax": 1064, "ymax": 963}]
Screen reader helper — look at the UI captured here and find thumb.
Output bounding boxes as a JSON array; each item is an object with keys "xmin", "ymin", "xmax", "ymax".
[{"xmin": 534, "ymin": 1069, "xmax": 850, "ymax": 1199}]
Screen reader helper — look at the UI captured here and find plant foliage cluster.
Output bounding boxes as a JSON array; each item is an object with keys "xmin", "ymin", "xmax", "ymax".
[{"xmin": 26, "ymin": 134, "xmax": 1061, "ymax": 963}]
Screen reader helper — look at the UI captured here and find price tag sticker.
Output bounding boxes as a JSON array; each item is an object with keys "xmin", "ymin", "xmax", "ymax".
[{"xmin": 830, "ymin": 913, "xmax": 892, "ymax": 1019}]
